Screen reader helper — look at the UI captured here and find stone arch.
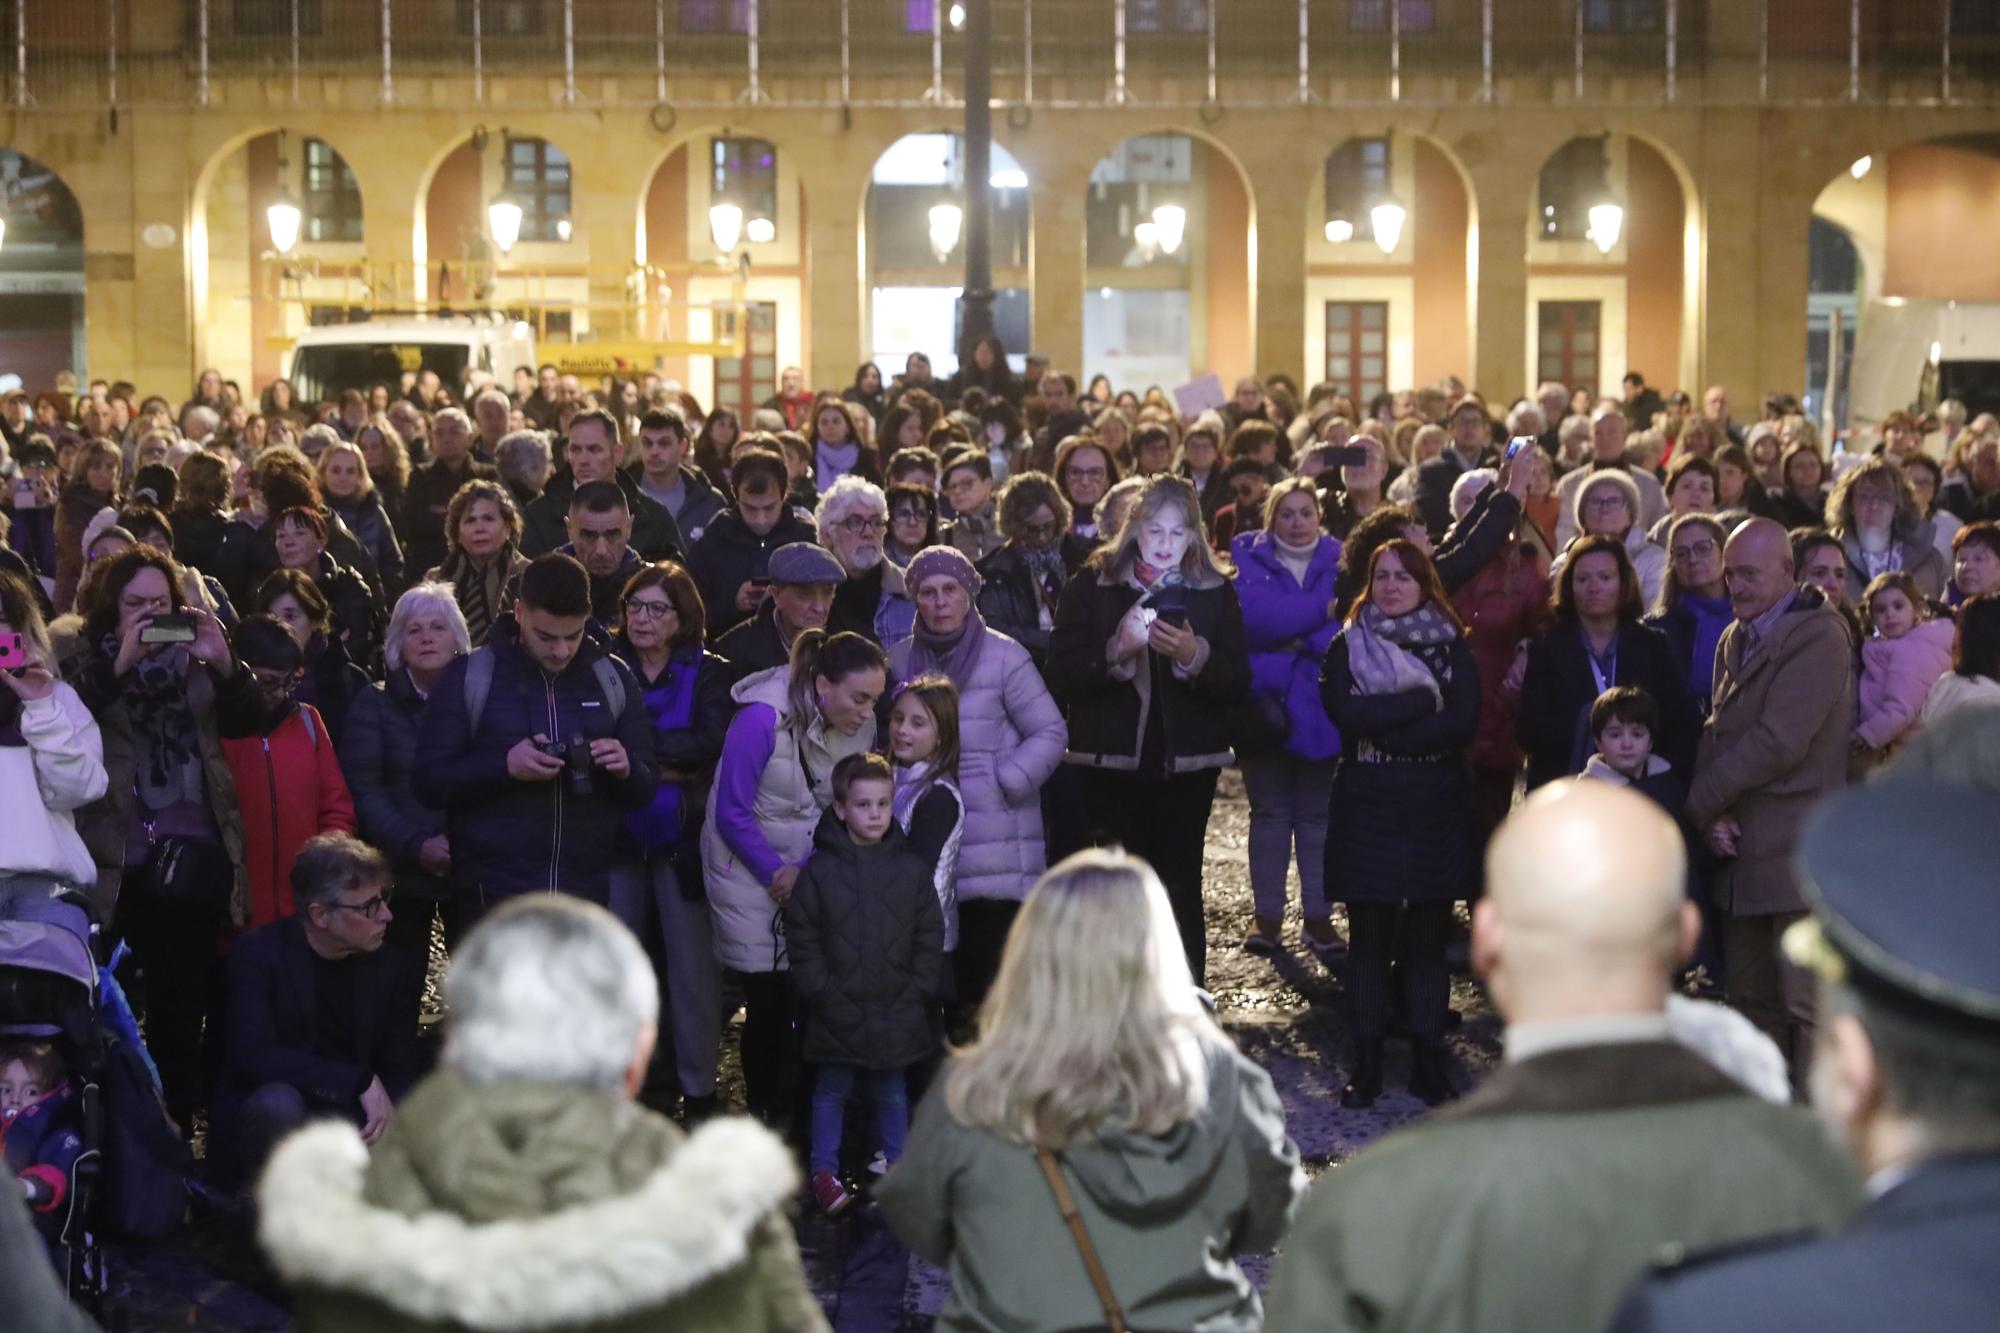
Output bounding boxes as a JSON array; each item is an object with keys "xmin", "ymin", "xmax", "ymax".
[
  {"xmin": 412, "ymin": 124, "xmax": 586, "ymax": 307},
  {"xmin": 0, "ymin": 147, "xmax": 85, "ymax": 389}
]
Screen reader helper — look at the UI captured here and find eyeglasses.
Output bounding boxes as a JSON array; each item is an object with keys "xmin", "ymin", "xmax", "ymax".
[
  {"xmin": 1021, "ymin": 520, "xmax": 1060, "ymax": 542},
  {"xmin": 624, "ymin": 598, "xmax": 674, "ymax": 620},
  {"xmin": 1583, "ymin": 495, "xmax": 1631, "ymax": 511},
  {"xmin": 890, "ymin": 508, "xmax": 929, "ymax": 524},
  {"xmin": 324, "ymin": 889, "xmax": 393, "ymax": 920},
  {"xmin": 837, "ymin": 515, "xmax": 888, "ymax": 535},
  {"xmin": 1670, "ymin": 539, "xmax": 1718, "ymax": 564}
]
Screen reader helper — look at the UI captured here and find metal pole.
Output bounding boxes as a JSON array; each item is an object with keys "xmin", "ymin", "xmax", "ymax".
[
  {"xmin": 196, "ymin": 0, "xmax": 209, "ymax": 108},
  {"xmin": 1390, "ymin": 0, "xmax": 1401, "ymax": 102},
  {"xmin": 1824, "ymin": 305, "xmax": 1845, "ymax": 446},
  {"xmin": 1847, "ymin": 0, "xmax": 1860, "ymax": 102},
  {"xmin": 106, "ymin": 0, "xmax": 117, "ymax": 106},
  {"xmin": 1573, "ymin": 0, "xmax": 1584, "ymax": 102},
  {"xmin": 1481, "ymin": 0, "xmax": 1494, "ymax": 102},
  {"xmin": 562, "ymin": 0, "xmax": 576, "ymax": 104},
  {"xmin": 656, "ymin": 0, "xmax": 668, "ymax": 105},
  {"xmin": 747, "ymin": 0, "xmax": 761, "ymax": 102},
  {"xmin": 12, "ymin": 0, "xmax": 23, "ymax": 107},
  {"xmin": 472, "ymin": 0, "xmax": 484, "ymax": 103},
  {"xmin": 1665, "ymin": 0, "xmax": 1677, "ymax": 103},
  {"xmin": 1296, "ymin": 0, "xmax": 1308, "ymax": 104},
  {"xmin": 1758, "ymin": 0, "xmax": 1768, "ymax": 102},
  {"xmin": 931, "ymin": 0, "xmax": 944, "ymax": 103},
  {"xmin": 962, "ymin": 0, "xmax": 995, "ymax": 357},
  {"xmin": 840, "ymin": 0, "xmax": 850, "ymax": 105},
  {"xmin": 1112, "ymin": 0, "xmax": 1127, "ymax": 104},
  {"xmin": 1942, "ymin": 0, "xmax": 1952, "ymax": 103},
  {"xmin": 290, "ymin": 0, "xmax": 301, "ymax": 103},
  {"xmin": 1023, "ymin": 0, "xmax": 1033, "ymax": 105},
  {"xmin": 380, "ymin": 0, "xmax": 393, "ymax": 105}
]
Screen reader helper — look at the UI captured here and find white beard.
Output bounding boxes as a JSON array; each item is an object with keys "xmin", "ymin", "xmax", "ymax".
[{"xmin": 845, "ymin": 544, "xmax": 883, "ymax": 574}]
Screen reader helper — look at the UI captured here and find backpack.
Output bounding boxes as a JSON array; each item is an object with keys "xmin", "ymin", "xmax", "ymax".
[{"xmin": 460, "ymin": 646, "xmax": 627, "ymax": 734}]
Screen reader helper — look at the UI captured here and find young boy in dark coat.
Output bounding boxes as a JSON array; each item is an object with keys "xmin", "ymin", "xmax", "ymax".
[
  {"xmin": 785, "ymin": 753, "xmax": 944, "ymax": 1217},
  {"xmin": 1579, "ymin": 685, "xmax": 1685, "ymax": 816}
]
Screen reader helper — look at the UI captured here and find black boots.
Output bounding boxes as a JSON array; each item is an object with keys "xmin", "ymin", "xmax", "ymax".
[
  {"xmin": 1408, "ymin": 1042, "xmax": 1460, "ymax": 1107},
  {"xmin": 1341, "ymin": 1042, "xmax": 1384, "ymax": 1109}
]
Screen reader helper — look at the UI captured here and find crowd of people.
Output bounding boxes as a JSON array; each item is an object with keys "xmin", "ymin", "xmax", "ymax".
[{"xmin": 3, "ymin": 349, "xmax": 1999, "ymax": 1331}]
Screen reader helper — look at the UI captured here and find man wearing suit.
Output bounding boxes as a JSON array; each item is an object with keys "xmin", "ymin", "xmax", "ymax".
[
  {"xmin": 1263, "ymin": 781, "xmax": 1857, "ymax": 1333},
  {"xmin": 211, "ymin": 831, "xmax": 424, "ymax": 1186},
  {"xmin": 1685, "ymin": 517, "xmax": 1855, "ymax": 1082},
  {"xmin": 1412, "ymin": 395, "xmax": 1499, "ymax": 538},
  {"xmin": 1615, "ymin": 776, "xmax": 2000, "ymax": 1330}
]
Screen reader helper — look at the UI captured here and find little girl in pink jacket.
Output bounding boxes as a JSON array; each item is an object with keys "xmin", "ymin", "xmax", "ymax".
[{"xmin": 1854, "ymin": 572, "xmax": 1955, "ymax": 753}]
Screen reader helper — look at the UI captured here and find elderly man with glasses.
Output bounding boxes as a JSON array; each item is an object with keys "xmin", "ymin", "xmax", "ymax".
[
  {"xmin": 207, "ymin": 832, "xmax": 423, "ymax": 1193},
  {"xmin": 819, "ymin": 474, "xmax": 915, "ymax": 646}
]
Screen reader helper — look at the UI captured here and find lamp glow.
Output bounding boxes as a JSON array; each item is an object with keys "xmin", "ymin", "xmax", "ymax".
[
  {"xmin": 948, "ymin": 3, "xmax": 966, "ymax": 29},
  {"xmin": 1152, "ymin": 203, "xmax": 1187, "ymax": 255},
  {"xmin": 487, "ymin": 194, "xmax": 525, "ymax": 254},
  {"xmin": 555, "ymin": 217, "xmax": 573, "ymax": 242},
  {"xmin": 1134, "ymin": 219, "xmax": 1160, "ymax": 255},
  {"xmin": 1370, "ymin": 199, "xmax": 1406, "ymax": 256},
  {"xmin": 1324, "ymin": 218, "xmax": 1354, "ymax": 245},
  {"xmin": 1850, "ymin": 155, "xmax": 1873, "ymax": 180},
  {"xmin": 928, "ymin": 201, "xmax": 964, "ymax": 259},
  {"xmin": 1586, "ymin": 202, "xmax": 1624, "ymax": 255},
  {"xmin": 745, "ymin": 215, "xmax": 776, "ymax": 244},
  {"xmin": 266, "ymin": 190, "xmax": 303, "ymax": 255},
  {"xmin": 990, "ymin": 168, "xmax": 1028, "ymax": 189},
  {"xmin": 708, "ymin": 202, "xmax": 744, "ymax": 252},
  {"xmin": 0, "ymin": 217, "xmax": 8, "ymax": 254}
]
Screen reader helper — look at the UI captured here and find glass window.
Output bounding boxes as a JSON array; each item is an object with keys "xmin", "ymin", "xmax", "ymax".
[
  {"xmin": 1325, "ymin": 138, "xmax": 1392, "ymax": 243},
  {"xmin": 303, "ymin": 139, "xmax": 363, "ymax": 245},
  {"xmin": 1538, "ymin": 137, "xmax": 1609, "ymax": 243},
  {"xmin": 456, "ymin": 0, "xmax": 543, "ymax": 36},
  {"xmin": 233, "ymin": 0, "xmax": 320, "ymax": 36},
  {"xmin": 1582, "ymin": 0, "xmax": 1662, "ymax": 33},
  {"xmin": 1086, "ymin": 134, "xmax": 1194, "ymax": 270},
  {"xmin": 712, "ymin": 138, "xmax": 780, "ymax": 234},
  {"xmin": 1348, "ymin": 0, "xmax": 1437, "ymax": 33},
  {"xmin": 679, "ymin": 0, "xmax": 751, "ymax": 33},
  {"xmin": 505, "ymin": 137, "xmax": 572, "ymax": 245},
  {"xmin": 1129, "ymin": 0, "xmax": 1207, "ymax": 34},
  {"xmin": 1325, "ymin": 301, "xmax": 1390, "ymax": 405}
]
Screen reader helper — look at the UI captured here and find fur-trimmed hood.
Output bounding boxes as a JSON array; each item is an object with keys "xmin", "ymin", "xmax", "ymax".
[{"xmin": 258, "ymin": 1112, "xmax": 800, "ymax": 1332}]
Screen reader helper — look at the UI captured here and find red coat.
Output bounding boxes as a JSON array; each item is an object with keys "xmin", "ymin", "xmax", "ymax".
[
  {"xmin": 1450, "ymin": 542, "xmax": 1552, "ymax": 776},
  {"xmin": 220, "ymin": 705, "xmax": 357, "ymax": 928}
]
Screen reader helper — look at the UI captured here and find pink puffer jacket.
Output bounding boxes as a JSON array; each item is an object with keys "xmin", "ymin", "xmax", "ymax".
[{"xmin": 1855, "ymin": 617, "xmax": 1955, "ymax": 751}]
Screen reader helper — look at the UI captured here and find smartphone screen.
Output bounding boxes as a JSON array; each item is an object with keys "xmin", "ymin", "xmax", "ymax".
[{"xmin": 1505, "ymin": 434, "xmax": 1535, "ymax": 460}]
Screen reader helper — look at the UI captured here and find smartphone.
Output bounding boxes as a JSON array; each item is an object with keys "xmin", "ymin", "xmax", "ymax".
[
  {"xmin": 0, "ymin": 631, "xmax": 26, "ymax": 670},
  {"xmin": 138, "ymin": 611, "xmax": 197, "ymax": 645},
  {"xmin": 1505, "ymin": 434, "xmax": 1536, "ymax": 461},
  {"xmin": 11, "ymin": 477, "xmax": 40, "ymax": 509},
  {"xmin": 1157, "ymin": 606, "xmax": 1190, "ymax": 630},
  {"xmin": 1319, "ymin": 444, "xmax": 1371, "ymax": 469}
]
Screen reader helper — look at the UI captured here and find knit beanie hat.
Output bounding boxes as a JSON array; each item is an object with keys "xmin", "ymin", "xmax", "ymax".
[{"xmin": 904, "ymin": 544, "xmax": 982, "ymax": 597}]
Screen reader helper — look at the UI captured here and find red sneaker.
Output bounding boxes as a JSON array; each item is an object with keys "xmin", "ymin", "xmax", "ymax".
[{"xmin": 810, "ymin": 1170, "xmax": 853, "ymax": 1216}]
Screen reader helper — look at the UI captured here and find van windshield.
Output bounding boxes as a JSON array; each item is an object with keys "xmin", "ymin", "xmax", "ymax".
[
  {"xmin": 1938, "ymin": 361, "xmax": 2000, "ymax": 420},
  {"xmin": 289, "ymin": 343, "xmax": 470, "ymax": 405}
]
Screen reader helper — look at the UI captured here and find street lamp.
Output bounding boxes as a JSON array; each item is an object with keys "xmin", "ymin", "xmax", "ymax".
[
  {"xmin": 1850, "ymin": 154, "xmax": 1873, "ymax": 180},
  {"xmin": 929, "ymin": 201, "xmax": 964, "ymax": 260},
  {"xmin": 1152, "ymin": 202, "xmax": 1187, "ymax": 255},
  {"xmin": 488, "ymin": 190, "xmax": 525, "ymax": 254},
  {"xmin": 745, "ymin": 215, "xmax": 776, "ymax": 244},
  {"xmin": 1586, "ymin": 201, "xmax": 1624, "ymax": 255},
  {"xmin": 1370, "ymin": 198, "xmax": 1406, "ymax": 256},
  {"xmin": 707, "ymin": 201, "xmax": 744, "ymax": 253},
  {"xmin": 266, "ymin": 187, "xmax": 302, "ymax": 255},
  {"xmin": 1324, "ymin": 218, "xmax": 1354, "ymax": 245}
]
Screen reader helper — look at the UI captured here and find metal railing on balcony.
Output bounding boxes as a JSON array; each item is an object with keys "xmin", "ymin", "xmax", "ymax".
[{"xmin": 2, "ymin": 0, "xmax": 1992, "ymax": 111}]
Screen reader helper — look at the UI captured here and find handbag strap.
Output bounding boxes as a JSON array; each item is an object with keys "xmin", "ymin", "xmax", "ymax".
[{"xmin": 1034, "ymin": 1147, "xmax": 1129, "ymax": 1333}]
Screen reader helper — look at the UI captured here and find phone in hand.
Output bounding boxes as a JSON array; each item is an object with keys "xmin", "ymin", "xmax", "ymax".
[
  {"xmin": 1318, "ymin": 444, "xmax": 1371, "ymax": 469},
  {"xmin": 138, "ymin": 611, "xmax": 197, "ymax": 645},
  {"xmin": 11, "ymin": 477, "xmax": 40, "ymax": 509},
  {"xmin": 0, "ymin": 631, "xmax": 26, "ymax": 670},
  {"xmin": 1157, "ymin": 606, "xmax": 1190, "ymax": 630},
  {"xmin": 1505, "ymin": 434, "xmax": 1536, "ymax": 461}
]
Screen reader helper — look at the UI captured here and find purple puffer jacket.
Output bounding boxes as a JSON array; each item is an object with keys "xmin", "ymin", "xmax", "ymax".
[
  {"xmin": 1232, "ymin": 529, "xmax": 1343, "ymax": 762},
  {"xmin": 889, "ymin": 626, "xmax": 1066, "ymax": 903}
]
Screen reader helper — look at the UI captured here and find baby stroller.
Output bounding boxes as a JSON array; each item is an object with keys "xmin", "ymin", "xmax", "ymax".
[{"xmin": 0, "ymin": 877, "xmax": 109, "ymax": 1308}]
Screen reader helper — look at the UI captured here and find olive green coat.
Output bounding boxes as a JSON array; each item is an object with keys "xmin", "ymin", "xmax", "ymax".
[
  {"xmin": 1263, "ymin": 1042, "xmax": 1861, "ymax": 1333},
  {"xmin": 257, "ymin": 1069, "xmax": 829, "ymax": 1333}
]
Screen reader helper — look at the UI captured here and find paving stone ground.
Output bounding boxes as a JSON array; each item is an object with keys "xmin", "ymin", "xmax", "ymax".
[{"xmin": 101, "ymin": 769, "xmax": 1502, "ymax": 1332}]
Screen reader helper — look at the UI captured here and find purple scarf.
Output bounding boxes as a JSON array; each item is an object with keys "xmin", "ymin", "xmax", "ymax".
[{"xmin": 908, "ymin": 606, "xmax": 989, "ymax": 683}]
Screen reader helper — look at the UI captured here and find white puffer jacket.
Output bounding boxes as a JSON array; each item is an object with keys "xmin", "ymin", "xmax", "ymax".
[{"xmin": 2, "ymin": 683, "xmax": 108, "ymax": 887}]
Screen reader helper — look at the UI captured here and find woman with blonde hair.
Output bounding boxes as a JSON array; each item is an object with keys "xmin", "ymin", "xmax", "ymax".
[
  {"xmin": 878, "ymin": 848, "xmax": 1303, "ymax": 1333},
  {"xmin": 317, "ymin": 439, "xmax": 405, "ymax": 595},
  {"xmin": 351, "ymin": 412, "xmax": 411, "ymax": 515},
  {"xmin": 1046, "ymin": 476, "xmax": 1250, "ymax": 986}
]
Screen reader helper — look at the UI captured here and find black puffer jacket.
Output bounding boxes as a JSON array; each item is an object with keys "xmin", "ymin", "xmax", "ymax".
[
  {"xmin": 328, "ymin": 490, "xmax": 406, "ymax": 597},
  {"xmin": 413, "ymin": 614, "xmax": 658, "ymax": 909},
  {"xmin": 686, "ymin": 507, "xmax": 818, "ymax": 637},
  {"xmin": 520, "ymin": 468, "xmax": 683, "ymax": 565},
  {"xmin": 975, "ymin": 535, "xmax": 1092, "ymax": 669},
  {"xmin": 342, "ymin": 666, "xmax": 449, "ymax": 904},
  {"xmin": 1045, "ymin": 562, "xmax": 1250, "ymax": 774},
  {"xmin": 784, "ymin": 810, "xmax": 944, "ymax": 1071}
]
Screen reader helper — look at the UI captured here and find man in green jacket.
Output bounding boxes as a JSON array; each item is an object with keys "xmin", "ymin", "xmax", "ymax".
[
  {"xmin": 1264, "ymin": 780, "xmax": 1860, "ymax": 1333},
  {"xmin": 256, "ymin": 895, "xmax": 828, "ymax": 1333}
]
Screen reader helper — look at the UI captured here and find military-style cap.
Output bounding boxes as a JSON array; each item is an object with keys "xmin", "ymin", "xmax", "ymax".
[
  {"xmin": 1789, "ymin": 776, "xmax": 2000, "ymax": 1033},
  {"xmin": 767, "ymin": 542, "xmax": 845, "ymax": 587}
]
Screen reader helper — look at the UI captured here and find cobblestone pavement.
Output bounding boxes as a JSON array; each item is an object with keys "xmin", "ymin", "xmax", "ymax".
[{"xmin": 104, "ymin": 770, "xmax": 1502, "ymax": 1331}]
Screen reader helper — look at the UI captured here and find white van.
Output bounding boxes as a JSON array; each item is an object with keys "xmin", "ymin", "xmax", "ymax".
[
  {"xmin": 1848, "ymin": 299, "xmax": 2000, "ymax": 429},
  {"xmin": 284, "ymin": 314, "xmax": 537, "ymax": 405}
]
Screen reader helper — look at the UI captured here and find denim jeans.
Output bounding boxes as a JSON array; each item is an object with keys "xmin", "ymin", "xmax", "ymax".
[
  {"xmin": 809, "ymin": 1063, "xmax": 910, "ymax": 1176},
  {"xmin": 1240, "ymin": 753, "xmax": 1337, "ymax": 923}
]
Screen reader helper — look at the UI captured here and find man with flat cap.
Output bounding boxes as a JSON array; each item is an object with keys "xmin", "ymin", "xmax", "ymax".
[
  {"xmin": 1264, "ymin": 781, "xmax": 1858, "ymax": 1333},
  {"xmin": 712, "ymin": 542, "xmax": 844, "ymax": 682},
  {"xmin": 1613, "ymin": 776, "xmax": 2000, "ymax": 1331}
]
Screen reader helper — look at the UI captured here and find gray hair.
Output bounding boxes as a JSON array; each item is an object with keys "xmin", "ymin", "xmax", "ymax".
[
  {"xmin": 292, "ymin": 832, "xmax": 391, "ymax": 912},
  {"xmin": 1505, "ymin": 402, "xmax": 1544, "ymax": 437},
  {"xmin": 1558, "ymin": 413, "xmax": 1592, "ymax": 448},
  {"xmin": 494, "ymin": 429, "xmax": 552, "ymax": 484},
  {"xmin": 383, "ymin": 581, "xmax": 473, "ymax": 672},
  {"xmin": 300, "ymin": 423, "xmax": 342, "ymax": 456},
  {"xmin": 1450, "ymin": 466, "xmax": 1498, "ymax": 521},
  {"xmin": 815, "ymin": 473, "xmax": 887, "ymax": 529},
  {"xmin": 182, "ymin": 404, "xmax": 220, "ymax": 440},
  {"xmin": 443, "ymin": 897, "xmax": 659, "ymax": 1093},
  {"xmin": 434, "ymin": 407, "xmax": 472, "ymax": 436},
  {"xmin": 749, "ymin": 407, "xmax": 787, "ymax": 433}
]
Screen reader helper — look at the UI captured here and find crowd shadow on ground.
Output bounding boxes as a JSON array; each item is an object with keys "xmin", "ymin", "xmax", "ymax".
[{"xmin": 105, "ymin": 769, "xmax": 1503, "ymax": 1331}]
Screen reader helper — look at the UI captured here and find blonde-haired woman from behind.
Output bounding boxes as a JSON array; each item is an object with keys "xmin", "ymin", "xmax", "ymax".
[{"xmin": 877, "ymin": 848, "xmax": 1304, "ymax": 1333}]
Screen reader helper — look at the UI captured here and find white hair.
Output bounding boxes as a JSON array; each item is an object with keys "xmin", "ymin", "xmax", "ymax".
[
  {"xmin": 183, "ymin": 404, "xmax": 220, "ymax": 440},
  {"xmin": 434, "ymin": 407, "xmax": 472, "ymax": 435},
  {"xmin": 815, "ymin": 473, "xmax": 887, "ymax": 529},
  {"xmin": 383, "ymin": 581, "xmax": 472, "ymax": 671},
  {"xmin": 1506, "ymin": 402, "xmax": 1544, "ymax": 437},
  {"xmin": 1558, "ymin": 413, "xmax": 1592, "ymax": 447},
  {"xmin": 443, "ymin": 897, "xmax": 659, "ymax": 1093},
  {"xmin": 1451, "ymin": 467, "xmax": 1498, "ymax": 521},
  {"xmin": 495, "ymin": 429, "xmax": 551, "ymax": 482},
  {"xmin": 1536, "ymin": 380, "xmax": 1569, "ymax": 404},
  {"xmin": 300, "ymin": 423, "xmax": 342, "ymax": 455}
]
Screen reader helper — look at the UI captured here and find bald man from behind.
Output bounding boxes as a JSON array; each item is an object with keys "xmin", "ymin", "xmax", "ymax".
[{"xmin": 1263, "ymin": 782, "xmax": 1858, "ymax": 1333}]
